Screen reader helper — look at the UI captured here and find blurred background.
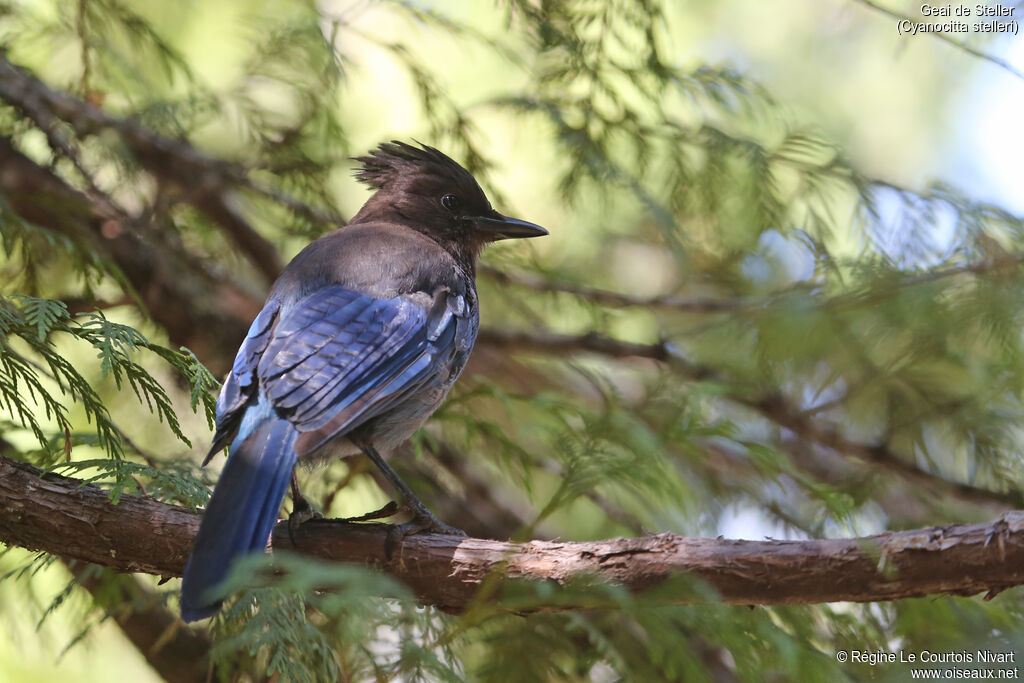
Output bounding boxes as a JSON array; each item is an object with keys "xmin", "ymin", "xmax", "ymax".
[{"xmin": 1, "ymin": 0, "xmax": 1023, "ymax": 680}]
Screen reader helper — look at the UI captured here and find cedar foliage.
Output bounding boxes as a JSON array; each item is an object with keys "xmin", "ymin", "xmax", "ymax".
[{"xmin": 0, "ymin": 0, "xmax": 1022, "ymax": 680}]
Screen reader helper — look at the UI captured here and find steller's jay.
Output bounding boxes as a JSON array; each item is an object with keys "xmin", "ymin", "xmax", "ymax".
[{"xmin": 180, "ymin": 141, "xmax": 546, "ymax": 621}]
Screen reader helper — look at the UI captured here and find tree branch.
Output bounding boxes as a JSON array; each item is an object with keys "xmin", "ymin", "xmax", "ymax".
[
  {"xmin": 0, "ymin": 56, "xmax": 348, "ymax": 284},
  {"xmin": 476, "ymin": 328, "xmax": 675, "ymax": 363},
  {"xmin": 0, "ymin": 136, "xmax": 258, "ymax": 374},
  {"xmin": 484, "ymin": 248, "xmax": 1024, "ymax": 319},
  {"xmin": 2, "ymin": 454, "xmax": 1024, "ymax": 612},
  {"xmin": 749, "ymin": 392, "xmax": 1024, "ymax": 509},
  {"xmin": 478, "ymin": 265, "xmax": 743, "ymax": 313},
  {"xmin": 477, "ymin": 328, "xmax": 1024, "ymax": 510},
  {"xmin": 66, "ymin": 561, "xmax": 213, "ymax": 683}
]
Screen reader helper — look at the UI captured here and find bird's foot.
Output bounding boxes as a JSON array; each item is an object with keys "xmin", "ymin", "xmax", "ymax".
[
  {"xmin": 287, "ymin": 495, "xmax": 323, "ymax": 544},
  {"xmin": 385, "ymin": 507, "xmax": 466, "ymax": 560}
]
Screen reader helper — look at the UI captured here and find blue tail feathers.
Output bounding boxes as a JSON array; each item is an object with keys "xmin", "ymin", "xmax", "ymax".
[{"xmin": 181, "ymin": 410, "xmax": 298, "ymax": 622}]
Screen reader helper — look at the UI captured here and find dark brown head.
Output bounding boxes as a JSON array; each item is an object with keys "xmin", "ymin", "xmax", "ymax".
[{"xmin": 350, "ymin": 141, "xmax": 546, "ymax": 262}]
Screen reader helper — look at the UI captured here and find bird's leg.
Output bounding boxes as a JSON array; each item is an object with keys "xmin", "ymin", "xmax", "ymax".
[
  {"xmin": 287, "ymin": 472, "xmax": 321, "ymax": 543},
  {"xmin": 358, "ymin": 443, "xmax": 466, "ymax": 554}
]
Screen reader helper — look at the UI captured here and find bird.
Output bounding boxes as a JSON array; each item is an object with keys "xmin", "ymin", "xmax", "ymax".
[{"xmin": 180, "ymin": 141, "xmax": 547, "ymax": 622}]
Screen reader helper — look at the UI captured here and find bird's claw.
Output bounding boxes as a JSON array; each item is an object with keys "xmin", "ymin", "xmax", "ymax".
[
  {"xmin": 287, "ymin": 497, "xmax": 323, "ymax": 544},
  {"xmin": 385, "ymin": 511, "xmax": 466, "ymax": 560}
]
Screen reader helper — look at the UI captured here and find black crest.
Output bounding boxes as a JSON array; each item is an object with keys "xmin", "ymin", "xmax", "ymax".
[{"xmin": 353, "ymin": 141, "xmax": 475, "ymax": 190}]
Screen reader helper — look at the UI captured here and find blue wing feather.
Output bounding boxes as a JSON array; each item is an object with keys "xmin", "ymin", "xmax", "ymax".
[
  {"xmin": 209, "ymin": 286, "xmax": 465, "ymax": 461},
  {"xmin": 259, "ymin": 287, "xmax": 447, "ymax": 435},
  {"xmin": 289, "ymin": 303, "xmax": 462, "ymax": 455},
  {"xmin": 205, "ymin": 300, "xmax": 282, "ymax": 461}
]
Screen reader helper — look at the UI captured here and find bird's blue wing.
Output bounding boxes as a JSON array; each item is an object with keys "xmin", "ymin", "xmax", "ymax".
[
  {"xmin": 256, "ymin": 285, "xmax": 471, "ymax": 456},
  {"xmin": 205, "ymin": 299, "xmax": 282, "ymax": 461}
]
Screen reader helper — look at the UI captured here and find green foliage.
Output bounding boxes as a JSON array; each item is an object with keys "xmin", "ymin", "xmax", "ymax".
[
  {"xmin": 57, "ymin": 458, "xmax": 211, "ymax": 507},
  {"xmin": 0, "ymin": 196, "xmax": 115, "ymax": 294},
  {"xmin": 0, "ymin": 294, "xmax": 215, "ymax": 462},
  {"xmin": 211, "ymin": 553, "xmax": 461, "ymax": 682}
]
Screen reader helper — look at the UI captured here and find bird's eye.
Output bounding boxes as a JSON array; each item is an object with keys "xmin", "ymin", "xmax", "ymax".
[{"xmin": 441, "ymin": 194, "xmax": 460, "ymax": 212}]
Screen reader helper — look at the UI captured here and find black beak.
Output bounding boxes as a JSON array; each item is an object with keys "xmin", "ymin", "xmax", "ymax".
[{"xmin": 473, "ymin": 212, "xmax": 548, "ymax": 240}]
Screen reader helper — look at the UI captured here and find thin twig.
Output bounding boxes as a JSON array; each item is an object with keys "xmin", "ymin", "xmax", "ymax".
[{"xmin": 478, "ymin": 265, "xmax": 744, "ymax": 313}]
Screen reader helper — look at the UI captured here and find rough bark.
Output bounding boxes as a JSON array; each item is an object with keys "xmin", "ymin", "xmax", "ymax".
[{"xmin": 2, "ymin": 455, "xmax": 1024, "ymax": 613}]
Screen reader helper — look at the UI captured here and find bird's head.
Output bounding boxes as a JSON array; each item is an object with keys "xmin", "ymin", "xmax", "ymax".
[{"xmin": 350, "ymin": 141, "xmax": 547, "ymax": 260}]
